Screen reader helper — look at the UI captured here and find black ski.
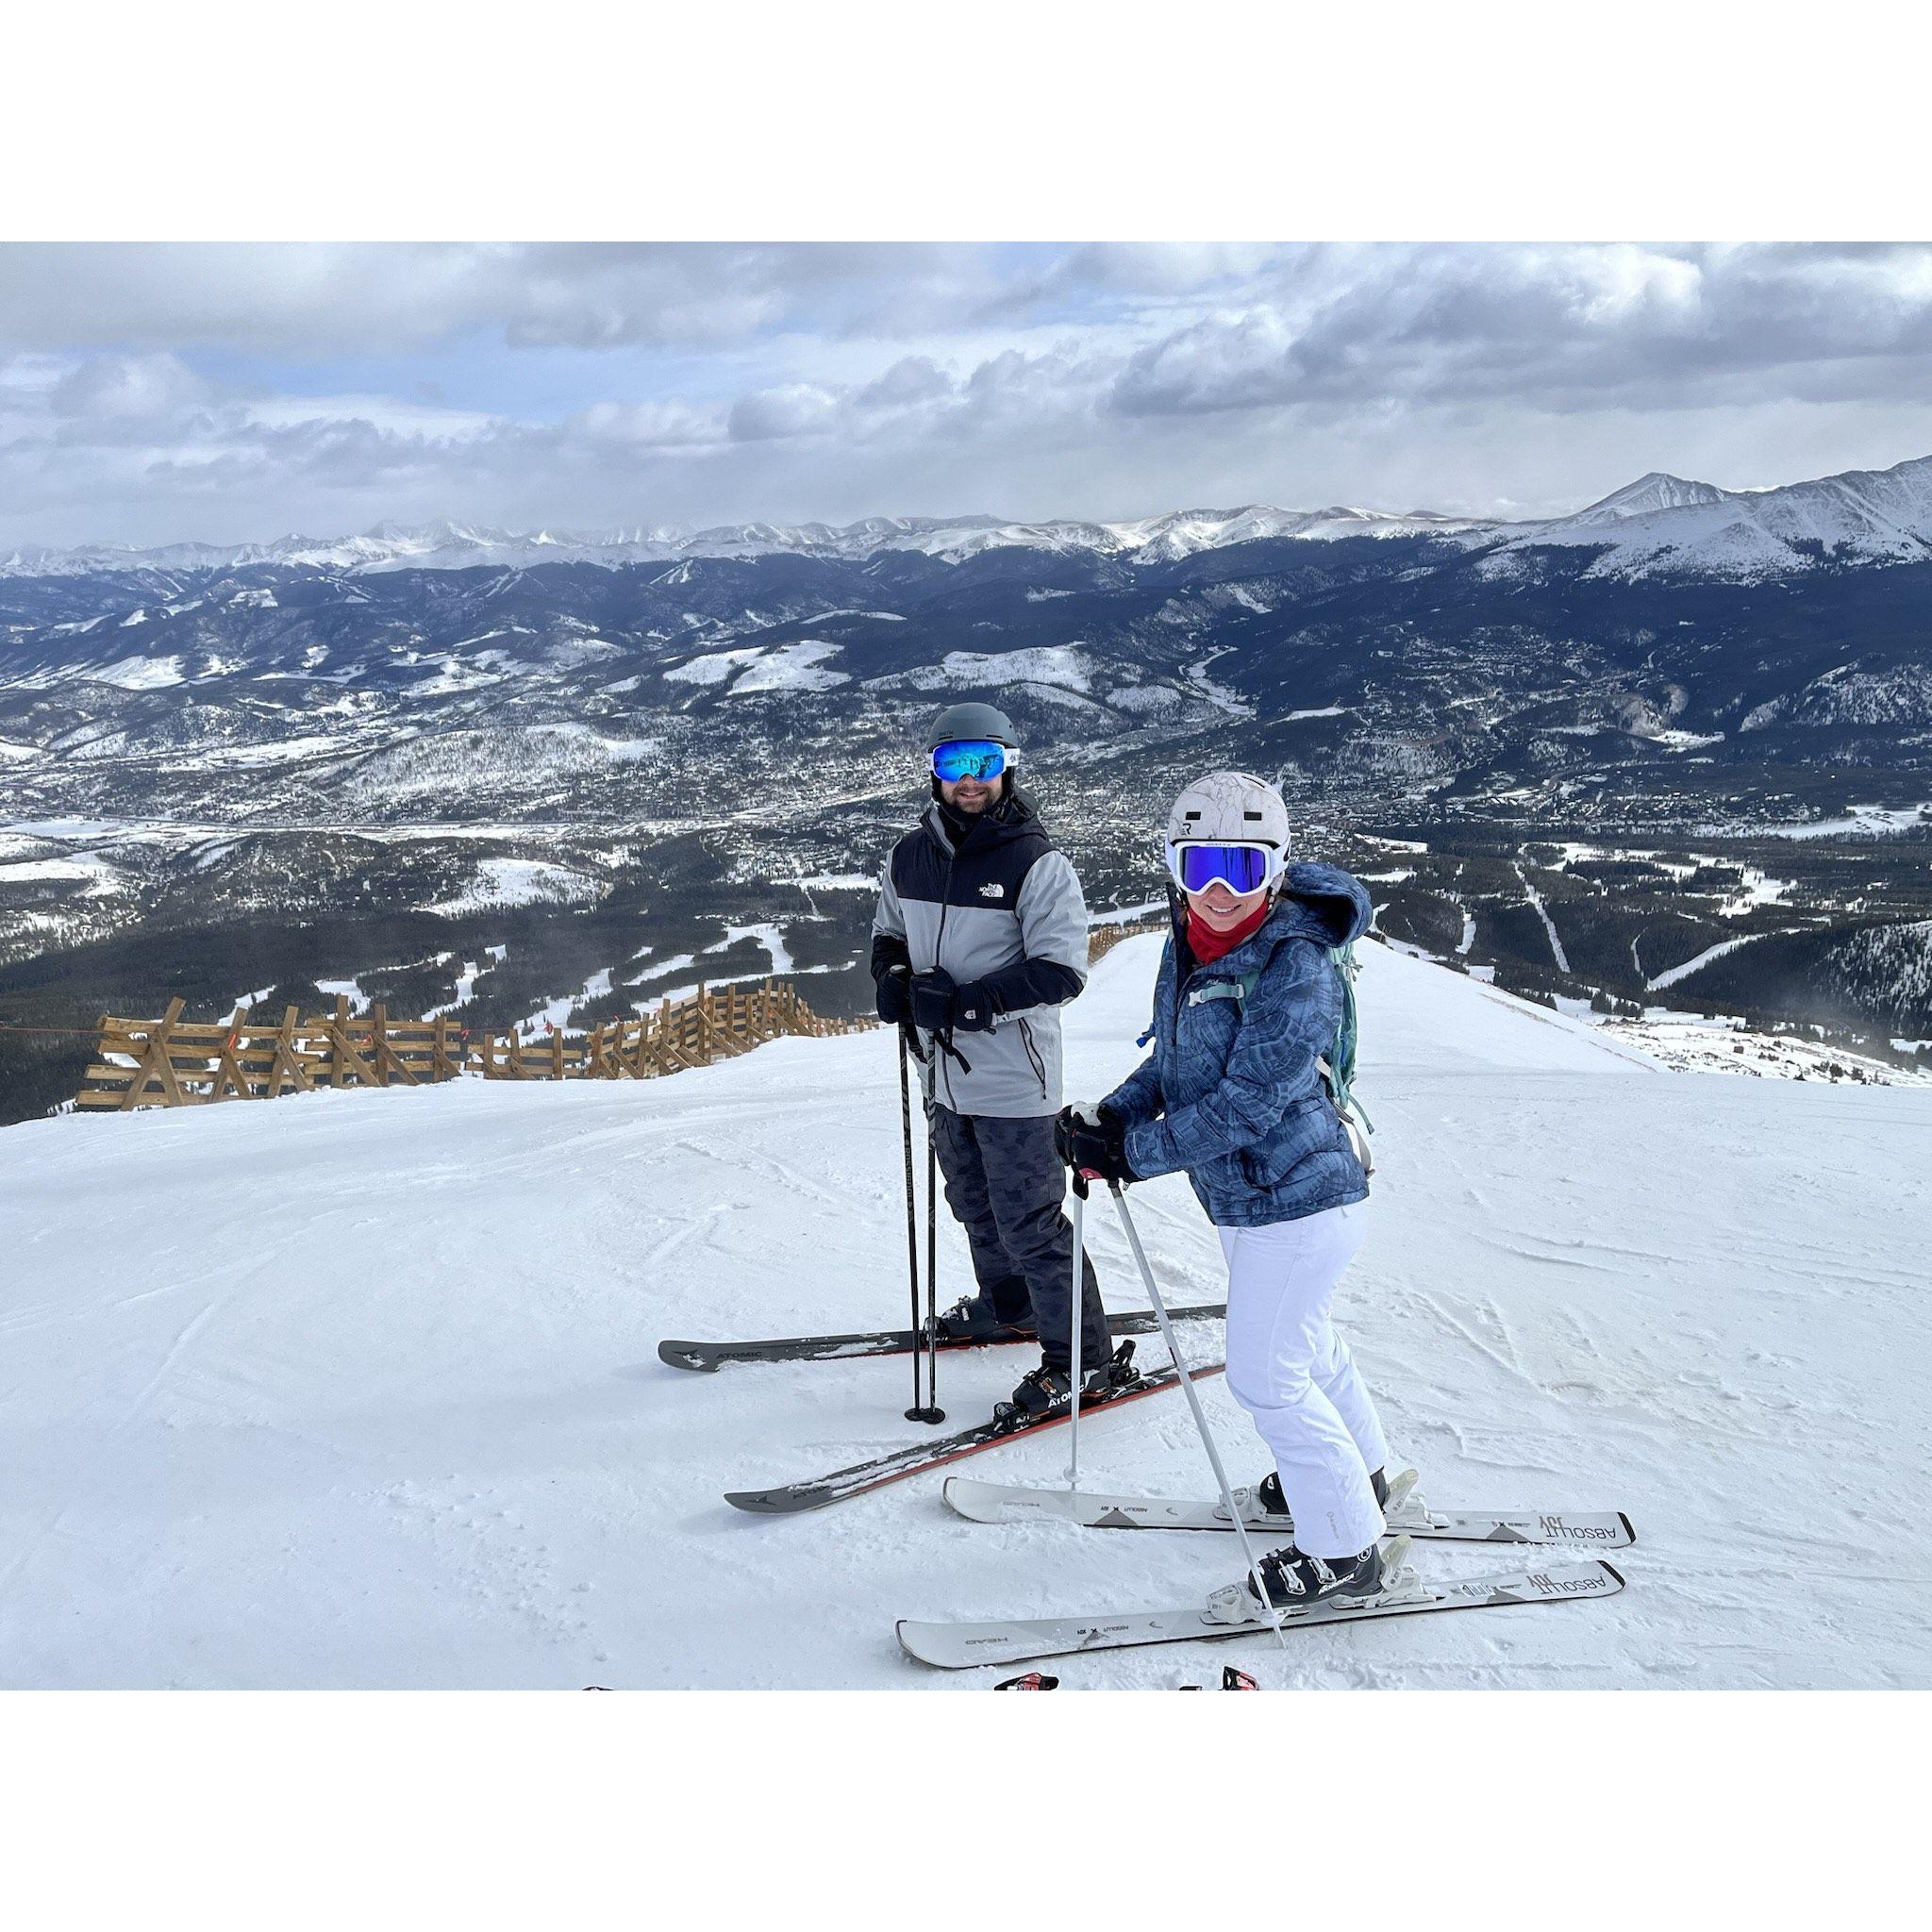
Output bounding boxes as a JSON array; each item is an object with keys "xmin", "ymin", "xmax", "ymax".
[
  {"xmin": 661, "ymin": 1303, "xmax": 1225, "ymax": 1374},
  {"xmin": 724, "ymin": 1358, "xmax": 1226, "ymax": 1514}
]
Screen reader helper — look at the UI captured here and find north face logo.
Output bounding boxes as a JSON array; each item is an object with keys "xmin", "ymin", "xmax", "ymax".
[{"xmin": 978, "ymin": 882, "xmax": 1005, "ymax": 899}]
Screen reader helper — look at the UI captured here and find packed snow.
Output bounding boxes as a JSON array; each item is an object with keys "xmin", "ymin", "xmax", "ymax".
[
  {"xmin": 428, "ymin": 858, "xmax": 602, "ymax": 914},
  {"xmin": 1601, "ymin": 1008, "xmax": 1932, "ymax": 1085},
  {"xmin": 1754, "ymin": 804, "xmax": 1932, "ymax": 841},
  {"xmin": 706, "ymin": 923, "xmax": 794, "ymax": 974},
  {"xmin": 4, "ymin": 938, "xmax": 1929, "ymax": 1687},
  {"xmin": 894, "ymin": 645, "xmax": 1093, "ymax": 694},
  {"xmin": 1644, "ymin": 933, "xmax": 1769, "ymax": 992},
  {"xmin": 664, "ymin": 648, "xmax": 767, "ymax": 687},
  {"xmin": 1516, "ymin": 865, "xmax": 1571, "ymax": 973},
  {"xmin": 0, "ymin": 855, "xmax": 125, "ymax": 895},
  {"xmin": 88, "ymin": 655, "xmax": 187, "ymax": 691},
  {"xmin": 314, "ymin": 978, "xmax": 372, "ymax": 1015},
  {"xmin": 726, "ymin": 641, "xmax": 848, "ymax": 696}
]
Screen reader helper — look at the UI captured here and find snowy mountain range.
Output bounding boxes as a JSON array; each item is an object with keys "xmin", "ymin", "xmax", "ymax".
[{"xmin": 8, "ymin": 453, "xmax": 1932, "ymax": 582}]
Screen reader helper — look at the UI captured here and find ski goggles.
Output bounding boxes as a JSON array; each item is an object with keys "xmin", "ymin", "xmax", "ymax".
[
  {"xmin": 1165, "ymin": 840, "xmax": 1281, "ymax": 896},
  {"xmin": 931, "ymin": 739, "xmax": 1014, "ymax": 784}
]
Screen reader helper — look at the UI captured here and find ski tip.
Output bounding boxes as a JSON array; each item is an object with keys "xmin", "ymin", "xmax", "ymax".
[
  {"xmin": 894, "ymin": 1621, "xmax": 959, "ymax": 1670},
  {"xmin": 941, "ymin": 1475, "xmax": 1014, "ymax": 1523},
  {"xmin": 724, "ymin": 1489, "xmax": 808, "ymax": 1515},
  {"xmin": 1616, "ymin": 1512, "xmax": 1637, "ymax": 1547},
  {"xmin": 1600, "ymin": 1560, "xmax": 1627, "ymax": 1590},
  {"xmin": 657, "ymin": 1341, "xmax": 717, "ymax": 1373}
]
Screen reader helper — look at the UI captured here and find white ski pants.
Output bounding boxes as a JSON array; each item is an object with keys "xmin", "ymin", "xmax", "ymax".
[{"xmin": 1218, "ymin": 1201, "xmax": 1389, "ymax": 1558}]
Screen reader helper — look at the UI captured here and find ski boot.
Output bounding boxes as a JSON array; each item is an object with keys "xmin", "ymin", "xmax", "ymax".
[
  {"xmin": 999, "ymin": 1340, "xmax": 1137, "ymax": 1422},
  {"xmin": 934, "ymin": 1290, "xmax": 1036, "ymax": 1342},
  {"xmin": 1233, "ymin": 1464, "xmax": 1408, "ymax": 1528},
  {"xmin": 1204, "ymin": 1532, "xmax": 1411, "ymax": 1624}
]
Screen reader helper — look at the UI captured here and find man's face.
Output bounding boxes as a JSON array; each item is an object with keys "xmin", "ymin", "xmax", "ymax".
[{"xmin": 940, "ymin": 774, "xmax": 998, "ymax": 814}]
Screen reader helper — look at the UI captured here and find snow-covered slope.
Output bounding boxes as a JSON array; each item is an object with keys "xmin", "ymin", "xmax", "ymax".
[{"xmin": 4, "ymin": 937, "xmax": 1929, "ymax": 1689}]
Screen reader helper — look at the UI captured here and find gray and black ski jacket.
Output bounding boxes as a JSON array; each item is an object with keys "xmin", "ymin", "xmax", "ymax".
[{"xmin": 871, "ymin": 791, "xmax": 1090, "ymax": 1118}]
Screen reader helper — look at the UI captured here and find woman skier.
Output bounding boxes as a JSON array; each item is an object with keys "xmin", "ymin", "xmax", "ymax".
[{"xmin": 1055, "ymin": 772, "xmax": 1392, "ymax": 1615}]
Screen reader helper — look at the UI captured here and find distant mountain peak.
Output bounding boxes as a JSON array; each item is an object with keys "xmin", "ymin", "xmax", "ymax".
[{"xmin": 1572, "ymin": 472, "xmax": 1727, "ymax": 523}]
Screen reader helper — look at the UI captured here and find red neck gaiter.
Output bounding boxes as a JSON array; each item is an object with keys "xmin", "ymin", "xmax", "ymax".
[{"xmin": 1186, "ymin": 898, "xmax": 1271, "ymax": 967}]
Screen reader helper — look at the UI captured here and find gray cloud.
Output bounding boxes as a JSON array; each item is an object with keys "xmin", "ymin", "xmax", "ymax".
[
  {"xmin": 6, "ymin": 242, "xmax": 1932, "ymax": 547},
  {"xmin": 0, "ymin": 242, "xmax": 1012, "ymax": 354},
  {"xmin": 1112, "ymin": 244, "xmax": 1932, "ymax": 418}
]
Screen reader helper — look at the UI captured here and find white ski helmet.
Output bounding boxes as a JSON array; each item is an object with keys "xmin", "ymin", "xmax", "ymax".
[{"xmin": 1165, "ymin": 771, "xmax": 1291, "ymax": 889}]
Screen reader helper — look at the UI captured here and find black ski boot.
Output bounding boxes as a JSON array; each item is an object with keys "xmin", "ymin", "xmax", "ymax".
[
  {"xmin": 934, "ymin": 1290, "xmax": 1036, "ymax": 1342},
  {"xmin": 1252, "ymin": 1464, "xmax": 1390, "ymax": 1522},
  {"xmin": 1002, "ymin": 1341, "xmax": 1138, "ymax": 1420},
  {"xmin": 1207, "ymin": 1538, "xmax": 1389, "ymax": 1624}
]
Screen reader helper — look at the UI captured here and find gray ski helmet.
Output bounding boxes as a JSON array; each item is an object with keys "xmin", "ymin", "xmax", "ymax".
[
  {"xmin": 1166, "ymin": 771, "xmax": 1291, "ymax": 859},
  {"xmin": 925, "ymin": 700, "xmax": 1019, "ymax": 753}
]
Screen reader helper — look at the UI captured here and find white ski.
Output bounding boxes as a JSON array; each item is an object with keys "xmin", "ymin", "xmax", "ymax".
[
  {"xmin": 941, "ymin": 1469, "xmax": 1635, "ymax": 1549},
  {"xmin": 896, "ymin": 1557, "xmax": 1625, "ymax": 1670}
]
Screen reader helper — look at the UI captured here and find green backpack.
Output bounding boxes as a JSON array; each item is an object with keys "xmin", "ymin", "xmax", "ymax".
[{"xmin": 1183, "ymin": 941, "xmax": 1374, "ymax": 1172}]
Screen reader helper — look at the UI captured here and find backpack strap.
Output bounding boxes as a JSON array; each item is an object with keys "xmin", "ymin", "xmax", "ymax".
[
  {"xmin": 1186, "ymin": 971, "xmax": 1259, "ymax": 1008},
  {"xmin": 1319, "ymin": 941, "xmax": 1374, "ymax": 1134}
]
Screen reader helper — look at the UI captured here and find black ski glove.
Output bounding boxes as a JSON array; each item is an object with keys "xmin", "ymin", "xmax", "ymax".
[
  {"xmin": 875, "ymin": 969, "xmax": 912, "ymax": 1027},
  {"xmin": 950, "ymin": 979, "xmax": 995, "ymax": 1032},
  {"xmin": 1056, "ymin": 1104, "xmax": 1137, "ymax": 1185},
  {"xmin": 909, "ymin": 968, "xmax": 959, "ymax": 1034}
]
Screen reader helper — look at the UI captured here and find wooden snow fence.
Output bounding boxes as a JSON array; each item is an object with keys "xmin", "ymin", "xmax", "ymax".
[
  {"xmin": 1086, "ymin": 915, "xmax": 1166, "ymax": 967},
  {"xmin": 76, "ymin": 981, "xmax": 874, "ymax": 1113}
]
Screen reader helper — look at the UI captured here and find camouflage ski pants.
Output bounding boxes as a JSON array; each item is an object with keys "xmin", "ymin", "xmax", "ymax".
[{"xmin": 930, "ymin": 1104, "xmax": 1110, "ymax": 1373}]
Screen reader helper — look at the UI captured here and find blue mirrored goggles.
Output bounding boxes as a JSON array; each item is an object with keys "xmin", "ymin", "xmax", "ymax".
[
  {"xmin": 1166, "ymin": 841, "xmax": 1278, "ymax": 896},
  {"xmin": 931, "ymin": 739, "xmax": 1013, "ymax": 784}
]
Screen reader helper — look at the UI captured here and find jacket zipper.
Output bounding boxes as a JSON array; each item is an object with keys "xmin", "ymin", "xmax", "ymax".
[
  {"xmin": 933, "ymin": 837, "xmax": 957, "ymax": 1111},
  {"xmin": 1017, "ymin": 1016, "xmax": 1048, "ymax": 1098}
]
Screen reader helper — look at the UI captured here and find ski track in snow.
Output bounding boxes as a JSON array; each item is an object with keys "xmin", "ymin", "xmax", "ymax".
[
  {"xmin": 1516, "ymin": 865, "xmax": 1571, "ymax": 973},
  {"xmin": 2, "ymin": 938, "xmax": 1930, "ymax": 1688},
  {"xmin": 1646, "ymin": 931, "xmax": 1768, "ymax": 991}
]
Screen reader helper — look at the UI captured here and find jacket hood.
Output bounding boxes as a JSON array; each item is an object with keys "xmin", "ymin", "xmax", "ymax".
[{"xmin": 1274, "ymin": 861, "xmax": 1374, "ymax": 945}]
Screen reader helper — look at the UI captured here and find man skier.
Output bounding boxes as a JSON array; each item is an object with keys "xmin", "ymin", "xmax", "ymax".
[{"xmin": 871, "ymin": 701, "xmax": 1124, "ymax": 1417}]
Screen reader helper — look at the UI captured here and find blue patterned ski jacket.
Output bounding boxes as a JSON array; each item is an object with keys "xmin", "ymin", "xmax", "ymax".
[{"xmin": 1101, "ymin": 862, "xmax": 1374, "ymax": 1229}]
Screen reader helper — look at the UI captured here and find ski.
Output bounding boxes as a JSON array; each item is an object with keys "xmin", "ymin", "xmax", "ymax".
[
  {"xmin": 724, "ymin": 1358, "xmax": 1226, "ymax": 1514},
  {"xmin": 661, "ymin": 1303, "xmax": 1224, "ymax": 1374},
  {"xmin": 896, "ymin": 1557, "xmax": 1625, "ymax": 1670},
  {"xmin": 941, "ymin": 1470, "xmax": 1636, "ymax": 1549}
]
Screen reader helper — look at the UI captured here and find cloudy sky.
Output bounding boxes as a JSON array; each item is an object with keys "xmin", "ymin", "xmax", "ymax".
[{"xmin": 5, "ymin": 241, "xmax": 1932, "ymax": 550}]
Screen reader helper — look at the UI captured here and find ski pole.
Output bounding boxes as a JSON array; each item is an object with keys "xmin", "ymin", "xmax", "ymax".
[
  {"xmin": 922, "ymin": 1090, "xmax": 943, "ymax": 1422},
  {"xmin": 1108, "ymin": 1183, "xmax": 1286, "ymax": 1650},
  {"xmin": 1066, "ymin": 1170, "xmax": 1086, "ymax": 1489},
  {"xmin": 897, "ymin": 1024, "xmax": 926, "ymax": 1422}
]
